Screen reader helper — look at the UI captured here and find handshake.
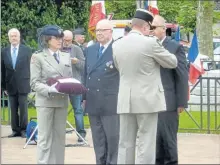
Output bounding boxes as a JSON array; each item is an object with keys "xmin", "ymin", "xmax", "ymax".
[{"xmin": 47, "ymin": 77, "xmax": 87, "ymax": 95}]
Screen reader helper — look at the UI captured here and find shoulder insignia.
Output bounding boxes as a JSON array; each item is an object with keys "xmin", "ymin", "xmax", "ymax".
[
  {"xmin": 156, "ymin": 39, "xmax": 163, "ymax": 47},
  {"xmin": 113, "ymin": 36, "xmax": 123, "ymax": 43},
  {"xmin": 34, "ymin": 50, "xmax": 43, "ymax": 54}
]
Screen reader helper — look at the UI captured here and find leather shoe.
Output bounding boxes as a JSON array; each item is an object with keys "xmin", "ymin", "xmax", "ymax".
[
  {"xmin": 8, "ymin": 132, "xmax": 21, "ymax": 138},
  {"xmin": 78, "ymin": 137, "xmax": 83, "ymax": 142},
  {"xmin": 77, "ymin": 133, "xmax": 86, "ymax": 142},
  {"xmin": 21, "ymin": 132, "xmax": 27, "ymax": 138}
]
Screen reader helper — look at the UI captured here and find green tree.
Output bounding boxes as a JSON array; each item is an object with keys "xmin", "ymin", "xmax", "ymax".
[
  {"xmin": 105, "ymin": 0, "xmax": 136, "ymax": 19},
  {"xmin": 1, "ymin": 0, "xmax": 90, "ymax": 49},
  {"xmin": 196, "ymin": 1, "xmax": 214, "ymax": 58}
]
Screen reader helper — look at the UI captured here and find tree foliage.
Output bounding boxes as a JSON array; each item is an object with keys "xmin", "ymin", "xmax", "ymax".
[
  {"xmin": 1, "ymin": 0, "xmax": 91, "ymax": 49},
  {"xmin": 105, "ymin": 0, "xmax": 136, "ymax": 19},
  {"xmin": 158, "ymin": 0, "xmax": 197, "ymax": 33},
  {"xmin": 196, "ymin": 1, "xmax": 214, "ymax": 57},
  {"xmin": 1, "ymin": 0, "xmax": 218, "ymax": 49}
]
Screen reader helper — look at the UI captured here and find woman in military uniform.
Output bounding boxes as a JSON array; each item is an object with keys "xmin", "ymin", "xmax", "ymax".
[{"xmin": 30, "ymin": 25, "xmax": 72, "ymax": 164}]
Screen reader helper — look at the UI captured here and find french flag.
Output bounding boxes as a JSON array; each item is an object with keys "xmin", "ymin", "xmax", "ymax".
[
  {"xmin": 175, "ymin": 26, "xmax": 180, "ymax": 42},
  {"xmin": 188, "ymin": 31, "xmax": 205, "ymax": 85},
  {"xmin": 144, "ymin": 0, "xmax": 159, "ymax": 15}
]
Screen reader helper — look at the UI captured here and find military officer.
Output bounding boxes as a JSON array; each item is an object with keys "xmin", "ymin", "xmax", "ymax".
[
  {"xmin": 112, "ymin": 9, "xmax": 178, "ymax": 164},
  {"xmin": 83, "ymin": 19, "xmax": 120, "ymax": 164},
  {"xmin": 30, "ymin": 25, "xmax": 72, "ymax": 164}
]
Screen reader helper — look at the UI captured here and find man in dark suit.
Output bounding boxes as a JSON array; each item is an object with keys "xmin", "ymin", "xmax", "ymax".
[
  {"xmin": 152, "ymin": 15, "xmax": 188, "ymax": 165},
  {"xmin": 83, "ymin": 19, "xmax": 120, "ymax": 165},
  {"xmin": 1, "ymin": 28, "xmax": 32, "ymax": 138}
]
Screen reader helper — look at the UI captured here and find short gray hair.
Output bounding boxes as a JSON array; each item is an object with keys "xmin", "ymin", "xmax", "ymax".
[
  {"xmin": 8, "ymin": 28, "xmax": 20, "ymax": 37},
  {"xmin": 131, "ymin": 18, "xmax": 149, "ymax": 28},
  {"xmin": 63, "ymin": 30, "xmax": 73, "ymax": 38}
]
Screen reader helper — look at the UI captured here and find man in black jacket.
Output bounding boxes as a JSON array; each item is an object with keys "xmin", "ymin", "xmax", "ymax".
[
  {"xmin": 152, "ymin": 15, "xmax": 188, "ymax": 165},
  {"xmin": 1, "ymin": 28, "xmax": 32, "ymax": 138}
]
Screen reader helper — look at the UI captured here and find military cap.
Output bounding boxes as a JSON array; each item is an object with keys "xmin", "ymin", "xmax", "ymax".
[
  {"xmin": 73, "ymin": 28, "xmax": 85, "ymax": 35},
  {"xmin": 134, "ymin": 9, "xmax": 154, "ymax": 24},
  {"xmin": 41, "ymin": 25, "xmax": 64, "ymax": 37}
]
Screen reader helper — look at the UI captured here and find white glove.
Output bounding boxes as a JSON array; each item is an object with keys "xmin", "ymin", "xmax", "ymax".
[{"xmin": 49, "ymin": 82, "xmax": 59, "ymax": 94}]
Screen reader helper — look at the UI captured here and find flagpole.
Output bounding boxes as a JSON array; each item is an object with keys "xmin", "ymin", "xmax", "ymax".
[{"xmin": 136, "ymin": 0, "xmax": 145, "ymax": 9}]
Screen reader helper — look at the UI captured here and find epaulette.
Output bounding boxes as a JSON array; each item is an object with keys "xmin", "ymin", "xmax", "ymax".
[
  {"xmin": 113, "ymin": 36, "xmax": 123, "ymax": 43},
  {"xmin": 156, "ymin": 39, "xmax": 163, "ymax": 47},
  {"xmin": 34, "ymin": 50, "xmax": 43, "ymax": 54}
]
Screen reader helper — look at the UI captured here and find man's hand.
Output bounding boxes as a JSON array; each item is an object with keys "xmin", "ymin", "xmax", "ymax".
[
  {"xmin": 178, "ymin": 107, "xmax": 185, "ymax": 115},
  {"xmin": 71, "ymin": 57, "xmax": 79, "ymax": 64}
]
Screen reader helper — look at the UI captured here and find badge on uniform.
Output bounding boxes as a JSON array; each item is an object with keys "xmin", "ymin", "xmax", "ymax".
[{"xmin": 106, "ymin": 61, "xmax": 114, "ymax": 69}]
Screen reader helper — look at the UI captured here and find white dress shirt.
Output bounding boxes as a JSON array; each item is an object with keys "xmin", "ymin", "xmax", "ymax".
[
  {"xmin": 100, "ymin": 39, "xmax": 113, "ymax": 54},
  {"xmin": 49, "ymin": 49, "xmax": 60, "ymax": 61}
]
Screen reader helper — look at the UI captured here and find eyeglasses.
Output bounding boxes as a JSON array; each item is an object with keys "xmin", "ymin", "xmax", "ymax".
[
  {"xmin": 95, "ymin": 29, "xmax": 112, "ymax": 33},
  {"xmin": 151, "ymin": 25, "xmax": 166, "ymax": 30}
]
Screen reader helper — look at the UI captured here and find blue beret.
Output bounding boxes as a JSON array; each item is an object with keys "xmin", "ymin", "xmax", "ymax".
[
  {"xmin": 73, "ymin": 28, "xmax": 85, "ymax": 35},
  {"xmin": 41, "ymin": 25, "xmax": 64, "ymax": 37}
]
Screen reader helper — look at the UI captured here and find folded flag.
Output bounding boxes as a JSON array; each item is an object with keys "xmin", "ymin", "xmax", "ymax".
[{"xmin": 47, "ymin": 77, "xmax": 87, "ymax": 95}]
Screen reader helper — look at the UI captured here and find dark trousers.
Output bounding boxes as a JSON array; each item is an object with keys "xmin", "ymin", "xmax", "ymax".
[
  {"xmin": 89, "ymin": 115, "xmax": 119, "ymax": 165},
  {"xmin": 156, "ymin": 111, "xmax": 179, "ymax": 165},
  {"xmin": 9, "ymin": 93, "xmax": 28, "ymax": 133}
]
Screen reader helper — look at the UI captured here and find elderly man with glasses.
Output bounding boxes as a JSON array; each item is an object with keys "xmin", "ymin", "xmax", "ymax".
[
  {"xmin": 82, "ymin": 19, "xmax": 120, "ymax": 165},
  {"xmin": 62, "ymin": 30, "xmax": 86, "ymax": 143}
]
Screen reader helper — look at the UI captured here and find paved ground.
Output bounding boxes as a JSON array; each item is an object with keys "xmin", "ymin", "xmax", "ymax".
[{"xmin": 1, "ymin": 125, "xmax": 220, "ymax": 164}]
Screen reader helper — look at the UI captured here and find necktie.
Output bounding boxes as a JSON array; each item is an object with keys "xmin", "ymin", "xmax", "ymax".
[
  {"xmin": 12, "ymin": 47, "xmax": 17, "ymax": 69},
  {"xmin": 98, "ymin": 46, "xmax": 104, "ymax": 58},
  {"xmin": 53, "ymin": 53, "xmax": 59, "ymax": 64}
]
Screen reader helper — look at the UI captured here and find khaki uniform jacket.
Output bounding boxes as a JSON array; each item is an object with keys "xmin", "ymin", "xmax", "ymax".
[
  {"xmin": 112, "ymin": 30, "xmax": 178, "ymax": 114},
  {"xmin": 30, "ymin": 49, "xmax": 72, "ymax": 108}
]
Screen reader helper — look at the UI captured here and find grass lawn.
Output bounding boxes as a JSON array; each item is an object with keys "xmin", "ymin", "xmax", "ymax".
[{"xmin": 1, "ymin": 106, "xmax": 220, "ymax": 134}]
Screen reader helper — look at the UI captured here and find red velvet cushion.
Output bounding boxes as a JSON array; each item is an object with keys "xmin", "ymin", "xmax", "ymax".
[{"xmin": 47, "ymin": 77, "xmax": 87, "ymax": 95}]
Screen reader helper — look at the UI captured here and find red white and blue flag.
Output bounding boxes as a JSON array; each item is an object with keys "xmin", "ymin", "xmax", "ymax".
[
  {"xmin": 188, "ymin": 31, "xmax": 205, "ymax": 85},
  {"xmin": 144, "ymin": 0, "xmax": 159, "ymax": 15}
]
